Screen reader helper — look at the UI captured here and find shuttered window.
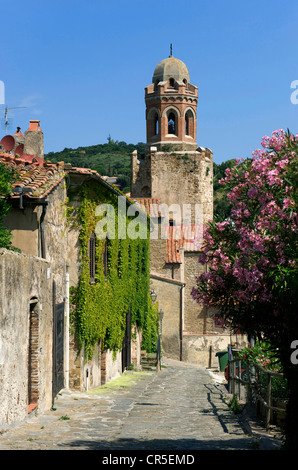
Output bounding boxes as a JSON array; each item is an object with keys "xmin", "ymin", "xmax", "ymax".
[{"xmin": 89, "ymin": 233, "xmax": 96, "ymax": 284}]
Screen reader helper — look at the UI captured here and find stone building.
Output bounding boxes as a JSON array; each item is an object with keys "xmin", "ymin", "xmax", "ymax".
[
  {"xmin": 130, "ymin": 53, "xmax": 244, "ymax": 366},
  {"xmin": 0, "ymin": 121, "xmax": 146, "ymax": 430}
]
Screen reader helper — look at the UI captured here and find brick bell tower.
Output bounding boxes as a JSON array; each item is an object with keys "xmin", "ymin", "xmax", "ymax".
[
  {"xmin": 131, "ymin": 50, "xmax": 213, "ymax": 226},
  {"xmin": 130, "ymin": 51, "xmax": 217, "ymax": 366},
  {"xmin": 145, "ymin": 49, "xmax": 198, "ymax": 151}
]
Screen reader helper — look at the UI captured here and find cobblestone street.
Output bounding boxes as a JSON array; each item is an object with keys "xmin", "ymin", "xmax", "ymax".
[{"xmin": 0, "ymin": 358, "xmax": 259, "ymax": 451}]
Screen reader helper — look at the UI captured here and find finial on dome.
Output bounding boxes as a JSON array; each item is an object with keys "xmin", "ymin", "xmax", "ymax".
[{"xmin": 169, "ymin": 43, "xmax": 173, "ymax": 57}]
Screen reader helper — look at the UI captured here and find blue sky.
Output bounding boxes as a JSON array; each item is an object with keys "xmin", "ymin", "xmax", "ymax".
[{"xmin": 0, "ymin": 0, "xmax": 298, "ymax": 163}]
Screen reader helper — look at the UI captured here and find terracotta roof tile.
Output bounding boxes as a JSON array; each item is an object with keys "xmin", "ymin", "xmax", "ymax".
[
  {"xmin": 0, "ymin": 153, "xmax": 65, "ymax": 199},
  {"xmin": 130, "ymin": 198, "xmax": 161, "ymax": 218},
  {"xmin": 150, "ymin": 272, "xmax": 185, "ymax": 286},
  {"xmin": 166, "ymin": 225, "xmax": 204, "ymax": 264}
]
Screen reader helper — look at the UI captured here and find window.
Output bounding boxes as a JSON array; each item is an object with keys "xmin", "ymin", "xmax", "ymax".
[
  {"xmin": 169, "ymin": 78, "xmax": 175, "ymax": 88},
  {"xmin": 185, "ymin": 109, "xmax": 194, "ymax": 137},
  {"xmin": 185, "ymin": 113, "xmax": 189, "ymax": 136},
  {"xmin": 168, "ymin": 112, "xmax": 176, "ymax": 135},
  {"xmin": 89, "ymin": 233, "xmax": 96, "ymax": 283},
  {"xmin": 154, "ymin": 113, "xmax": 159, "ymax": 136}
]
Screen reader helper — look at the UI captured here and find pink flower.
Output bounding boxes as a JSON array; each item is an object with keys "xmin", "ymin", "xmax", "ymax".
[
  {"xmin": 247, "ymin": 187, "xmax": 258, "ymax": 199},
  {"xmin": 283, "ymin": 197, "xmax": 294, "ymax": 209}
]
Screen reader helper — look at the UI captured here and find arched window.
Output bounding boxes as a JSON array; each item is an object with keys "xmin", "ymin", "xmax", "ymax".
[
  {"xmin": 154, "ymin": 113, "xmax": 159, "ymax": 136},
  {"xmin": 169, "ymin": 78, "xmax": 175, "ymax": 88},
  {"xmin": 168, "ymin": 112, "xmax": 176, "ymax": 135},
  {"xmin": 185, "ymin": 114, "xmax": 189, "ymax": 136},
  {"xmin": 185, "ymin": 109, "xmax": 194, "ymax": 137}
]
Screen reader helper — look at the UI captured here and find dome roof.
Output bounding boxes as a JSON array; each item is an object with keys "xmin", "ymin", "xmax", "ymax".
[{"xmin": 152, "ymin": 55, "xmax": 190, "ymax": 84}]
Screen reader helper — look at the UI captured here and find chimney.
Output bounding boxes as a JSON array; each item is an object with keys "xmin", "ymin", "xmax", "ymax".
[
  {"xmin": 23, "ymin": 120, "xmax": 44, "ymax": 158},
  {"xmin": 13, "ymin": 127, "xmax": 25, "ymax": 145}
]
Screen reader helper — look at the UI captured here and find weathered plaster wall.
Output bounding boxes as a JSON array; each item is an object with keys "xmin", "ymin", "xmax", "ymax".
[
  {"xmin": 43, "ymin": 183, "xmax": 68, "ymax": 304},
  {"xmin": 131, "ymin": 327, "xmax": 142, "ymax": 370},
  {"xmin": 0, "ymin": 249, "xmax": 52, "ymax": 430},
  {"xmin": 150, "ymin": 274, "xmax": 183, "ymax": 360},
  {"xmin": 182, "ymin": 333, "xmax": 248, "ymax": 368},
  {"xmin": 4, "ymin": 181, "xmax": 68, "ymax": 303},
  {"xmin": 4, "ymin": 206, "xmax": 39, "ymax": 257},
  {"xmin": 183, "ymin": 252, "xmax": 206, "ymax": 334}
]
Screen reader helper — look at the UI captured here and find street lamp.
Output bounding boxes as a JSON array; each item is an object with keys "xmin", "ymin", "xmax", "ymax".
[{"xmin": 150, "ymin": 289, "xmax": 157, "ymax": 303}]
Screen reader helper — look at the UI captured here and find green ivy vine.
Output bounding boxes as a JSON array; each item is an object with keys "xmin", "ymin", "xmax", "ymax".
[{"xmin": 68, "ymin": 180, "xmax": 159, "ymax": 359}]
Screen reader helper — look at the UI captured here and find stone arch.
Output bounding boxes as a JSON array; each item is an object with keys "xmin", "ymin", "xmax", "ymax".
[
  {"xmin": 147, "ymin": 107, "xmax": 160, "ymax": 139},
  {"xmin": 162, "ymin": 106, "xmax": 181, "ymax": 136},
  {"xmin": 141, "ymin": 185, "xmax": 151, "ymax": 197},
  {"xmin": 162, "ymin": 105, "xmax": 181, "ymax": 118},
  {"xmin": 184, "ymin": 107, "xmax": 196, "ymax": 138},
  {"xmin": 183, "ymin": 107, "xmax": 196, "ymax": 119}
]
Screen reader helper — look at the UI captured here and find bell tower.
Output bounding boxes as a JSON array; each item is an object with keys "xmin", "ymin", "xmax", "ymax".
[
  {"xmin": 131, "ymin": 52, "xmax": 213, "ymax": 226},
  {"xmin": 145, "ymin": 51, "xmax": 198, "ymax": 151},
  {"xmin": 130, "ymin": 52, "xmax": 219, "ymax": 368}
]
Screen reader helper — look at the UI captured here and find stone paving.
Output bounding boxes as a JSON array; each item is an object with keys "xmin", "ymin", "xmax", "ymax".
[{"xmin": 0, "ymin": 358, "xmax": 255, "ymax": 451}]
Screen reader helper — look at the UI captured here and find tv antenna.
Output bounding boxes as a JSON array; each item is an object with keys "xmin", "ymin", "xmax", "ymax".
[{"xmin": 3, "ymin": 105, "xmax": 27, "ymax": 134}]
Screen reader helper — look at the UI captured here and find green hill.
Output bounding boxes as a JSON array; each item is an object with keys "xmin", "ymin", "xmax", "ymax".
[{"xmin": 45, "ymin": 137, "xmax": 145, "ymax": 193}]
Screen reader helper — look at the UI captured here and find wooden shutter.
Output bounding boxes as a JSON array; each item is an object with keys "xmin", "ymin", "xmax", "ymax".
[{"xmin": 89, "ymin": 233, "xmax": 96, "ymax": 284}]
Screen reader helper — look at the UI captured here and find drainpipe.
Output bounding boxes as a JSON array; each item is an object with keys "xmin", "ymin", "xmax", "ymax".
[
  {"xmin": 180, "ymin": 284, "xmax": 184, "ymax": 361},
  {"xmin": 40, "ymin": 202, "xmax": 48, "ymax": 259},
  {"xmin": 65, "ymin": 260, "xmax": 70, "ymax": 389}
]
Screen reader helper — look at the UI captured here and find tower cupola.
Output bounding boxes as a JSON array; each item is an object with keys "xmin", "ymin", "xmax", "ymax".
[
  {"xmin": 145, "ymin": 53, "xmax": 198, "ymax": 151},
  {"xmin": 153, "ymin": 56, "xmax": 190, "ymax": 85}
]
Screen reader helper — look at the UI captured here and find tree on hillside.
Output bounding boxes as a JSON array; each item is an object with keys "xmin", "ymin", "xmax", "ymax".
[
  {"xmin": 0, "ymin": 163, "xmax": 18, "ymax": 249},
  {"xmin": 213, "ymin": 159, "xmax": 237, "ymax": 221},
  {"xmin": 192, "ymin": 129, "xmax": 298, "ymax": 448}
]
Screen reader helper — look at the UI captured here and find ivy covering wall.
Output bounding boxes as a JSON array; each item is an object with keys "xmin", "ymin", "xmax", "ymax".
[{"xmin": 68, "ymin": 179, "xmax": 159, "ymax": 359}]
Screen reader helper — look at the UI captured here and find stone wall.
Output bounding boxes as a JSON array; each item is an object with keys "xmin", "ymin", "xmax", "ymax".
[
  {"xmin": 150, "ymin": 273, "xmax": 184, "ymax": 360},
  {"xmin": 131, "ymin": 326, "xmax": 142, "ymax": 370},
  {"xmin": 43, "ymin": 183, "xmax": 68, "ymax": 304},
  {"xmin": 183, "ymin": 252, "xmax": 206, "ymax": 334},
  {"xmin": 182, "ymin": 333, "xmax": 248, "ymax": 368},
  {"xmin": 101, "ymin": 350, "xmax": 122, "ymax": 385},
  {"xmin": 0, "ymin": 249, "xmax": 52, "ymax": 430},
  {"xmin": 150, "ymin": 148, "xmax": 213, "ymax": 226},
  {"xmin": 4, "ymin": 181, "xmax": 68, "ymax": 304},
  {"xmin": 131, "ymin": 147, "xmax": 213, "ymax": 226}
]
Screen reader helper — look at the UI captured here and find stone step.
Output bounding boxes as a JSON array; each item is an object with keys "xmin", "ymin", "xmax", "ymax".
[{"xmin": 141, "ymin": 353, "xmax": 158, "ymax": 370}]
